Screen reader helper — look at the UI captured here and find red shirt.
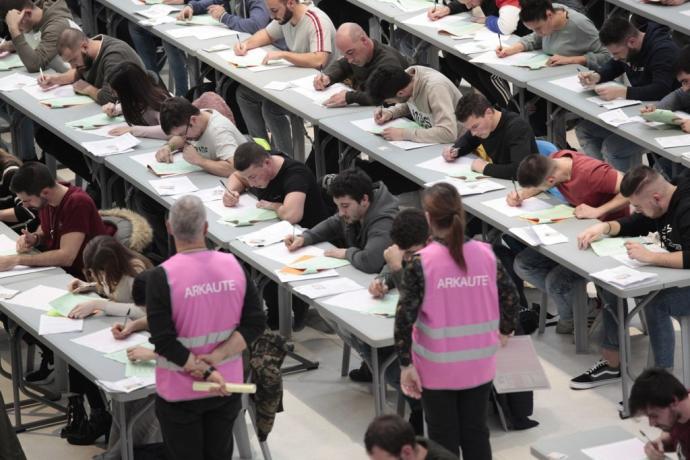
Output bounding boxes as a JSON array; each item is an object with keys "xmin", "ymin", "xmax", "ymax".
[
  {"xmin": 552, "ymin": 150, "xmax": 630, "ymax": 221},
  {"xmin": 668, "ymin": 417, "xmax": 690, "ymax": 459},
  {"xmin": 39, "ymin": 184, "xmax": 114, "ymax": 278}
]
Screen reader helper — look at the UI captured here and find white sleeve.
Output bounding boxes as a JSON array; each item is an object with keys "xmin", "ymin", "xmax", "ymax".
[{"xmin": 497, "ymin": 5, "xmax": 520, "ymax": 35}]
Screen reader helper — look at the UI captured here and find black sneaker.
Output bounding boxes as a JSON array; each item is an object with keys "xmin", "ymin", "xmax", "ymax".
[
  {"xmin": 569, "ymin": 359, "xmax": 621, "ymax": 390},
  {"xmin": 348, "ymin": 362, "xmax": 373, "ymax": 383},
  {"xmin": 25, "ymin": 355, "xmax": 54, "ymax": 385}
]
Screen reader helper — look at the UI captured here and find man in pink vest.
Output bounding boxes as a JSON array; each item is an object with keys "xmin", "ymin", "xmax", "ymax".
[{"xmin": 146, "ymin": 195, "xmax": 266, "ymax": 460}]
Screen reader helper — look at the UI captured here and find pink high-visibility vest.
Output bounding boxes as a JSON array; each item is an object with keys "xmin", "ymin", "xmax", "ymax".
[
  {"xmin": 412, "ymin": 240, "xmax": 499, "ymax": 390},
  {"xmin": 156, "ymin": 250, "xmax": 246, "ymax": 402}
]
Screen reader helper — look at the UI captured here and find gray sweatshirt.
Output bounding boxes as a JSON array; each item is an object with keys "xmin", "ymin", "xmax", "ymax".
[
  {"xmin": 657, "ymin": 88, "xmax": 690, "ymax": 112},
  {"xmin": 302, "ymin": 182, "xmax": 399, "ymax": 274},
  {"xmin": 383, "ymin": 66, "xmax": 465, "ymax": 144},
  {"xmin": 83, "ymin": 35, "xmax": 145, "ymax": 105},
  {"xmin": 518, "ymin": 4, "xmax": 610, "ymax": 70}
]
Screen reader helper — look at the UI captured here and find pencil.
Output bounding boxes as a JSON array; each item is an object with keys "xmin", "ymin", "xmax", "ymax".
[{"xmin": 123, "ymin": 308, "xmax": 131, "ymax": 329}]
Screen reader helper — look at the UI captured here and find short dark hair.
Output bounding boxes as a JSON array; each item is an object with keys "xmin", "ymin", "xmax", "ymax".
[
  {"xmin": 629, "ymin": 368, "xmax": 689, "ymax": 416},
  {"xmin": 620, "ymin": 165, "xmax": 660, "ymax": 197},
  {"xmin": 599, "ymin": 16, "xmax": 638, "ymax": 46},
  {"xmin": 455, "ymin": 92, "xmax": 493, "ymax": 123},
  {"xmin": 516, "ymin": 154, "xmax": 554, "ymax": 187},
  {"xmin": 365, "ymin": 66, "xmax": 412, "ymax": 102},
  {"xmin": 10, "ymin": 162, "xmax": 56, "ymax": 196},
  {"xmin": 519, "ymin": 0, "xmax": 554, "ymax": 23},
  {"xmin": 674, "ymin": 45, "xmax": 690, "ymax": 75},
  {"xmin": 0, "ymin": 0, "xmax": 32, "ymax": 15},
  {"xmin": 57, "ymin": 28, "xmax": 88, "ymax": 54},
  {"xmin": 132, "ymin": 270, "xmax": 150, "ymax": 307},
  {"xmin": 364, "ymin": 415, "xmax": 417, "ymax": 455},
  {"xmin": 328, "ymin": 168, "xmax": 374, "ymax": 203},
  {"xmin": 234, "ymin": 142, "xmax": 271, "ymax": 172},
  {"xmin": 159, "ymin": 97, "xmax": 201, "ymax": 134},
  {"xmin": 390, "ymin": 208, "xmax": 429, "ymax": 250}
]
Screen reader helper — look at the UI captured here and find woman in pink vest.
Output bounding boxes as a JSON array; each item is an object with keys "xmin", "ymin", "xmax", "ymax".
[{"xmin": 396, "ymin": 182, "xmax": 519, "ymax": 459}]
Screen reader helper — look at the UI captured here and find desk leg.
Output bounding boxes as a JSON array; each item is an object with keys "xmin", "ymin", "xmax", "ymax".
[
  {"xmin": 277, "ymin": 286, "xmax": 292, "ymax": 340},
  {"xmin": 289, "ymin": 115, "xmax": 305, "ymax": 162},
  {"xmin": 378, "ymin": 353, "xmax": 397, "ymax": 416},
  {"xmin": 341, "ymin": 344, "xmax": 351, "ymax": 377},
  {"xmin": 517, "ymin": 88, "xmax": 526, "ymax": 118},
  {"xmin": 233, "ymin": 411, "xmax": 253, "ymax": 459},
  {"xmin": 371, "ymin": 350, "xmax": 382, "ymax": 416},
  {"xmin": 573, "ymin": 281, "xmax": 589, "ymax": 354},
  {"xmin": 187, "ymin": 56, "xmax": 200, "ymax": 92},
  {"xmin": 114, "ymin": 401, "xmax": 132, "ymax": 460}
]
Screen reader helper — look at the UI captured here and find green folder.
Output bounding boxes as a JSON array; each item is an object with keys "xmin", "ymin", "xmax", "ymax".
[
  {"xmin": 446, "ymin": 167, "xmax": 486, "ymax": 182},
  {"xmin": 641, "ymin": 110, "xmax": 684, "ymax": 125},
  {"xmin": 175, "ymin": 15, "xmax": 221, "ymax": 26},
  {"xmin": 0, "ymin": 54, "xmax": 23, "ymax": 71},
  {"xmin": 48, "ymin": 292, "xmax": 100, "ymax": 317},
  {"xmin": 104, "ymin": 343, "xmax": 154, "ymax": 364},
  {"xmin": 66, "ymin": 113, "xmax": 125, "ymax": 130},
  {"xmin": 287, "ymin": 256, "xmax": 351, "ymax": 272},
  {"xmin": 519, "ymin": 53, "xmax": 550, "ymax": 70},
  {"xmin": 222, "ymin": 208, "xmax": 277, "ymax": 226},
  {"xmin": 148, "ymin": 159, "xmax": 202, "ymax": 176},
  {"xmin": 126, "ymin": 359, "xmax": 156, "ymax": 378},
  {"xmin": 365, "ymin": 293, "xmax": 399, "ymax": 317},
  {"xmin": 590, "ymin": 237, "xmax": 645, "ymax": 257},
  {"xmin": 367, "ymin": 120, "xmax": 420, "ymax": 135},
  {"xmin": 144, "ymin": 0, "xmax": 163, "ymax": 4},
  {"xmin": 42, "ymin": 95, "xmax": 93, "ymax": 108},
  {"xmin": 438, "ymin": 22, "xmax": 484, "ymax": 37},
  {"xmin": 520, "ymin": 204, "xmax": 575, "ymax": 223}
]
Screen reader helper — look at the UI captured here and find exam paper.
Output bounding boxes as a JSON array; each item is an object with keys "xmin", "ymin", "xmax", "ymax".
[
  {"xmin": 81, "ymin": 133, "xmax": 140, "ymax": 157},
  {"xmin": 590, "ymin": 237, "xmax": 645, "ymax": 257},
  {"xmin": 171, "ymin": 186, "xmax": 224, "ymax": 202},
  {"xmin": 351, "ymin": 116, "xmax": 421, "ymax": 135},
  {"xmin": 531, "ymin": 224, "xmax": 568, "ymax": 245},
  {"xmin": 425, "ymin": 177, "xmax": 505, "ymax": 196},
  {"xmin": 167, "ymin": 25, "xmax": 235, "ymax": 40},
  {"xmin": 455, "ymin": 40, "xmax": 497, "ymax": 55},
  {"xmin": 288, "ymin": 75, "xmax": 352, "ymax": 105},
  {"xmin": 97, "ymin": 376, "xmax": 155, "ymax": 393},
  {"xmin": 264, "ymin": 81, "xmax": 293, "ymax": 91},
  {"xmin": 323, "ymin": 288, "xmax": 399, "ymax": 317},
  {"xmin": 586, "ymin": 96, "xmax": 641, "ymax": 110},
  {"xmin": 379, "ymin": 0, "xmax": 434, "ymax": 12},
  {"xmin": 236, "ymin": 220, "xmax": 303, "ymax": 247},
  {"xmin": 0, "ymin": 286, "xmax": 19, "ymax": 299},
  {"xmin": 416, "ymin": 154, "xmax": 476, "ymax": 175},
  {"xmin": 656, "ymin": 133, "xmax": 690, "ymax": 148},
  {"xmin": 219, "ymin": 208, "xmax": 277, "ymax": 226},
  {"xmin": 126, "ymin": 359, "xmax": 156, "ymax": 378},
  {"xmin": 149, "ymin": 176, "xmax": 199, "ymax": 196},
  {"xmin": 104, "ymin": 342, "xmax": 155, "ymax": 364},
  {"xmin": 49, "ymin": 292, "xmax": 99, "ymax": 317},
  {"xmin": 275, "ymin": 268, "xmax": 339, "ymax": 283},
  {"xmin": 254, "ymin": 244, "xmax": 323, "ymax": 265},
  {"xmin": 7, "ymin": 285, "xmax": 69, "ymax": 311},
  {"xmin": 402, "ymin": 11, "xmax": 469, "ymax": 29},
  {"xmin": 471, "ymin": 50, "xmax": 549, "ymax": 69},
  {"xmin": 41, "ymin": 95, "xmax": 93, "ymax": 108},
  {"xmin": 0, "ymin": 73, "xmax": 36, "ymax": 91},
  {"xmin": 494, "ymin": 336, "xmax": 550, "ymax": 393},
  {"xmin": 589, "ymin": 265, "xmax": 658, "ymax": 288},
  {"xmin": 204, "ymin": 193, "xmax": 258, "ymax": 219},
  {"xmin": 581, "ymin": 438, "xmax": 646, "ymax": 460},
  {"xmin": 0, "ymin": 234, "xmax": 16, "ymax": 255},
  {"xmin": 482, "ymin": 197, "xmax": 552, "ymax": 217},
  {"xmin": 139, "ymin": 16, "xmax": 176, "ymax": 26},
  {"xmin": 131, "ymin": 150, "xmax": 197, "ymax": 176},
  {"xmin": 293, "ymin": 278, "xmax": 363, "ymax": 299},
  {"xmin": 549, "ymin": 75, "xmax": 592, "ymax": 94},
  {"xmin": 174, "ymin": 14, "xmax": 221, "ymax": 26},
  {"xmin": 203, "ymin": 43, "xmax": 232, "ymax": 53},
  {"xmin": 217, "ymin": 48, "xmax": 268, "ymax": 67},
  {"xmin": 520, "ymin": 204, "xmax": 575, "ymax": 223},
  {"xmin": 0, "ymin": 54, "xmax": 24, "ymax": 71},
  {"xmin": 72, "ymin": 327, "xmax": 149, "ymax": 353},
  {"xmin": 389, "ymin": 140, "xmax": 438, "ymax": 150},
  {"xmin": 136, "ymin": 4, "xmax": 179, "ymax": 18},
  {"xmin": 76, "ymin": 122, "xmax": 129, "ymax": 138},
  {"xmin": 66, "ymin": 113, "xmax": 125, "ymax": 129},
  {"xmin": 597, "ymin": 109, "xmax": 643, "ymax": 127},
  {"xmin": 38, "ymin": 315, "xmax": 83, "ymax": 335},
  {"xmin": 286, "ymin": 255, "xmax": 351, "ymax": 271}
]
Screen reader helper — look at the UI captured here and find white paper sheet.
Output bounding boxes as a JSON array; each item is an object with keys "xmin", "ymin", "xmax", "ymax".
[
  {"xmin": 532, "ymin": 224, "xmax": 568, "ymax": 245},
  {"xmin": 425, "ymin": 177, "xmax": 505, "ymax": 196},
  {"xmin": 581, "ymin": 438, "xmax": 646, "ymax": 460},
  {"xmin": 482, "ymin": 197, "xmax": 551, "ymax": 217},
  {"xmin": 149, "ymin": 176, "xmax": 199, "ymax": 196},
  {"xmin": 139, "ymin": 16, "xmax": 176, "ymax": 26},
  {"xmin": 205, "ymin": 193, "xmax": 258, "ymax": 218},
  {"xmin": 657, "ymin": 134, "xmax": 690, "ymax": 148},
  {"xmin": 455, "ymin": 40, "xmax": 496, "ymax": 55},
  {"xmin": 166, "ymin": 25, "xmax": 235, "ymax": 40},
  {"xmin": 76, "ymin": 122, "xmax": 129, "ymax": 138},
  {"xmin": 389, "ymin": 140, "xmax": 438, "ymax": 150},
  {"xmin": 81, "ymin": 133, "xmax": 140, "ymax": 157},
  {"xmin": 549, "ymin": 75, "xmax": 592, "ymax": 93},
  {"xmin": 509, "ymin": 226, "xmax": 540, "ymax": 246},
  {"xmin": 264, "ymin": 81, "xmax": 293, "ymax": 91},
  {"xmin": 586, "ymin": 96, "xmax": 641, "ymax": 110},
  {"xmin": 254, "ymin": 244, "xmax": 324, "ymax": 265},
  {"xmin": 494, "ymin": 336, "xmax": 550, "ymax": 393},
  {"xmin": 402, "ymin": 11, "xmax": 468, "ymax": 29},
  {"xmin": 8, "ymin": 285, "xmax": 69, "ymax": 311},
  {"xmin": 288, "ymin": 75, "xmax": 351, "ymax": 105},
  {"xmin": 322, "ymin": 288, "xmax": 399, "ymax": 316},
  {"xmin": 136, "ymin": 4, "xmax": 180, "ymax": 18},
  {"xmin": 245, "ymin": 60, "xmax": 292, "ymax": 72},
  {"xmin": 0, "ymin": 265, "xmax": 55, "ymax": 281},
  {"xmin": 275, "ymin": 268, "xmax": 339, "ymax": 283},
  {"xmin": 470, "ymin": 50, "xmax": 543, "ymax": 66},
  {"xmin": 217, "ymin": 48, "xmax": 267, "ymax": 67},
  {"xmin": 97, "ymin": 376, "xmax": 155, "ymax": 393},
  {"xmin": 416, "ymin": 154, "xmax": 476, "ymax": 174},
  {"xmin": 589, "ymin": 265, "xmax": 658, "ymax": 288},
  {"xmin": 0, "ymin": 234, "xmax": 16, "ymax": 255},
  {"xmin": 23, "ymin": 83, "xmax": 75, "ymax": 101},
  {"xmin": 0, "ymin": 73, "xmax": 36, "ymax": 91},
  {"xmin": 171, "ymin": 186, "xmax": 224, "ymax": 202},
  {"xmin": 72, "ymin": 327, "xmax": 149, "ymax": 353},
  {"xmin": 39, "ymin": 315, "xmax": 84, "ymax": 335},
  {"xmin": 236, "ymin": 220, "xmax": 303, "ymax": 247},
  {"xmin": 293, "ymin": 278, "xmax": 363, "ymax": 299},
  {"xmin": 597, "ymin": 109, "xmax": 643, "ymax": 127},
  {"xmin": 0, "ymin": 286, "xmax": 19, "ymax": 299}
]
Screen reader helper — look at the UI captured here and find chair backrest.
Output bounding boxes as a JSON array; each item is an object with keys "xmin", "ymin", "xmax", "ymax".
[{"xmin": 535, "ymin": 140, "xmax": 566, "ymax": 202}]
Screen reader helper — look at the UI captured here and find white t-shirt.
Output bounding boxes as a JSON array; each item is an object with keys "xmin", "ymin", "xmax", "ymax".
[
  {"xmin": 265, "ymin": 5, "xmax": 337, "ymax": 65},
  {"xmin": 193, "ymin": 109, "xmax": 246, "ymax": 162}
]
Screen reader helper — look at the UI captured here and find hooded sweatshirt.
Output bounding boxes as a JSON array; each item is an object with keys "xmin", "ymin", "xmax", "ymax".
[
  {"xmin": 12, "ymin": 0, "xmax": 75, "ymax": 72},
  {"xmin": 598, "ymin": 22, "xmax": 680, "ymax": 101},
  {"xmin": 657, "ymin": 88, "xmax": 690, "ymax": 112},
  {"xmin": 383, "ymin": 66, "xmax": 465, "ymax": 144},
  {"xmin": 518, "ymin": 4, "xmax": 610, "ymax": 70},
  {"xmin": 302, "ymin": 182, "xmax": 399, "ymax": 274},
  {"xmin": 617, "ymin": 171, "xmax": 690, "ymax": 269}
]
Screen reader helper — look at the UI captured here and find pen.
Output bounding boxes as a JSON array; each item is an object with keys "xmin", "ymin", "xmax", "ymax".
[
  {"xmin": 219, "ymin": 179, "xmax": 231, "ymax": 193},
  {"xmin": 236, "ymin": 33, "xmax": 240, "ymax": 43},
  {"xmin": 123, "ymin": 308, "xmax": 131, "ymax": 329},
  {"xmin": 512, "ymin": 177, "xmax": 518, "ymax": 196},
  {"xmin": 433, "ymin": 0, "xmax": 438, "ymax": 12},
  {"xmin": 639, "ymin": 430, "xmax": 672, "ymax": 459},
  {"xmin": 39, "ymin": 67, "xmax": 44, "ymax": 81},
  {"xmin": 497, "ymin": 33, "xmax": 502, "ymax": 51}
]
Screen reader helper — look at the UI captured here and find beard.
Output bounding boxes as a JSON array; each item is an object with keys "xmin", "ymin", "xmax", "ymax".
[
  {"xmin": 76, "ymin": 52, "xmax": 94, "ymax": 76},
  {"xmin": 278, "ymin": 8, "xmax": 293, "ymax": 25}
]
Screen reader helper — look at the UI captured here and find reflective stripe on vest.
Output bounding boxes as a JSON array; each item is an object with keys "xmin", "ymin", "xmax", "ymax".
[
  {"xmin": 415, "ymin": 319, "xmax": 499, "ymax": 340},
  {"xmin": 156, "ymin": 352, "xmax": 242, "ymax": 371},
  {"xmin": 412, "ymin": 342, "xmax": 498, "ymax": 363},
  {"xmin": 177, "ymin": 328, "xmax": 235, "ymax": 349}
]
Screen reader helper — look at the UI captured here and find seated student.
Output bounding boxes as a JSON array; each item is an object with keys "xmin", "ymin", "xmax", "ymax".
[
  {"xmin": 576, "ymin": 17, "xmax": 680, "ymax": 172},
  {"xmin": 0, "ymin": 0, "xmax": 75, "ymax": 72},
  {"xmin": 222, "ymin": 142, "xmax": 331, "ymax": 329},
  {"xmin": 511, "ymin": 152, "xmax": 628, "ymax": 334},
  {"xmin": 572, "ymin": 166, "xmax": 690, "ymax": 389},
  {"xmin": 178, "ymin": 0, "xmax": 271, "ymax": 33},
  {"xmin": 35, "ymin": 28, "xmax": 145, "ymax": 184},
  {"xmin": 313, "ymin": 23, "xmax": 411, "ymax": 108},
  {"xmin": 235, "ymin": 0, "xmax": 337, "ymax": 156},
  {"xmin": 443, "ymin": 92, "xmax": 537, "ymax": 180},
  {"xmin": 284, "ymin": 168, "xmax": 399, "ymax": 274},
  {"xmin": 428, "ymin": 0, "xmax": 526, "ymax": 108},
  {"xmin": 155, "ymin": 97, "xmax": 245, "ymax": 178},
  {"xmin": 367, "ymin": 65, "xmax": 464, "ymax": 145},
  {"xmin": 0, "ymin": 150, "xmax": 37, "ymax": 231},
  {"xmin": 640, "ymin": 45, "xmax": 690, "ymax": 178},
  {"xmin": 630, "ymin": 368, "xmax": 690, "ymax": 460},
  {"xmin": 364, "ymin": 414, "xmax": 457, "ymax": 460}
]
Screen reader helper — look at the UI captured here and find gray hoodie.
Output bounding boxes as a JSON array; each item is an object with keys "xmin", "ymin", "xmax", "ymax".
[{"xmin": 302, "ymin": 182, "xmax": 399, "ymax": 274}]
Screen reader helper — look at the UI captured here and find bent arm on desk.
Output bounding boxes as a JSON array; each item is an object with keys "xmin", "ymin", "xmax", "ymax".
[
  {"xmin": 242, "ymin": 29, "xmax": 273, "ymax": 51},
  {"xmin": 345, "ymin": 228, "xmax": 390, "ymax": 274},
  {"xmin": 278, "ymin": 50, "xmax": 330, "ymax": 69},
  {"xmin": 403, "ymin": 89, "xmax": 460, "ymax": 143},
  {"xmin": 302, "ymin": 215, "xmax": 343, "ymax": 246},
  {"xmin": 12, "ymin": 29, "xmax": 59, "ymax": 73},
  {"xmin": 593, "ymin": 193, "xmax": 629, "ymax": 219},
  {"xmin": 220, "ymin": 2, "xmax": 271, "ymax": 34},
  {"xmin": 274, "ymin": 191, "xmax": 306, "ymax": 224},
  {"xmin": 18, "ymin": 231, "xmax": 85, "ymax": 268}
]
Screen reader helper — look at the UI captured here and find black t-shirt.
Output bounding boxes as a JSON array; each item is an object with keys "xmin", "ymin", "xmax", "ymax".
[{"xmin": 249, "ymin": 154, "xmax": 330, "ymax": 229}]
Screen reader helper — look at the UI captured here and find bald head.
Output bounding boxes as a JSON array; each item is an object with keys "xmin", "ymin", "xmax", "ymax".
[{"xmin": 335, "ymin": 23, "xmax": 374, "ymax": 66}]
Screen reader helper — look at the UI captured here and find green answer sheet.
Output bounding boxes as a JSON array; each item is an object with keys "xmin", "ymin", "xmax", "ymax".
[
  {"xmin": 222, "ymin": 208, "xmax": 277, "ymax": 226},
  {"xmin": 176, "ymin": 15, "xmax": 221, "ymax": 26},
  {"xmin": 148, "ymin": 159, "xmax": 202, "ymax": 176},
  {"xmin": 125, "ymin": 359, "xmax": 156, "ymax": 378},
  {"xmin": 66, "ymin": 113, "xmax": 125, "ymax": 129},
  {"xmin": 366, "ymin": 293, "xmax": 399, "ymax": 317},
  {"xmin": 287, "ymin": 256, "xmax": 351, "ymax": 273},
  {"xmin": 0, "ymin": 54, "xmax": 23, "ymax": 71},
  {"xmin": 367, "ymin": 119, "xmax": 420, "ymax": 135},
  {"xmin": 519, "ymin": 53, "xmax": 550, "ymax": 70},
  {"xmin": 104, "ymin": 342, "xmax": 155, "ymax": 364},
  {"xmin": 446, "ymin": 167, "xmax": 486, "ymax": 182},
  {"xmin": 42, "ymin": 95, "xmax": 93, "ymax": 108},
  {"xmin": 438, "ymin": 22, "xmax": 484, "ymax": 37},
  {"xmin": 520, "ymin": 204, "xmax": 575, "ymax": 223},
  {"xmin": 48, "ymin": 292, "xmax": 100, "ymax": 317},
  {"xmin": 641, "ymin": 110, "xmax": 683, "ymax": 125},
  {"xmin": 590, "ymin": 237, "xmax": 645, "ymax": 257}
]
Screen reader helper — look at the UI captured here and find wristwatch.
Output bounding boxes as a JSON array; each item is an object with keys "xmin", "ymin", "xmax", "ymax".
[{"xmin": 202, "ymin": 366, "xmax": 217, "ymax": 381}]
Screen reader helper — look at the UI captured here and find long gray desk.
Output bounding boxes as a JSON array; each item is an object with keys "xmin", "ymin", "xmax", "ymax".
[
  {"xmin": 531, "ymin": 426, "xmax": 639, "ymax": 459},
  {"xmin": 527, "ymin": 74, "xmax": 690, "ymax": 164},
  {"xmin": 606, "ymin": 0, "xmax": 690, "ymax": 36}
]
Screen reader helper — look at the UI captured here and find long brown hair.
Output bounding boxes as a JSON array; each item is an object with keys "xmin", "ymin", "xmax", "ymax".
[
  {"xmin": 422, "ymin": 183, "xmax": 466, "ymax": 270},
  {"xmin": 82, "ymin": 236, "xmax": 152, "ymax": 293}
]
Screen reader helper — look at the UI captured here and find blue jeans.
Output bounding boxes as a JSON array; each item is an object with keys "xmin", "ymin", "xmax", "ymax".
[
  {"xmin": 236, "ymin": 85, "xmax": 293, "ymax": 156},
  {"xmin": 513, "ymin": 248, "xmax": 584, "ymax": 321},
  {"xmin": 127, "ymin": 23, "xmax": 188, "ymax": 96},
  {"xmin": 575, "ymin": 120, "xmax": 645, "ymax": 172}
]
